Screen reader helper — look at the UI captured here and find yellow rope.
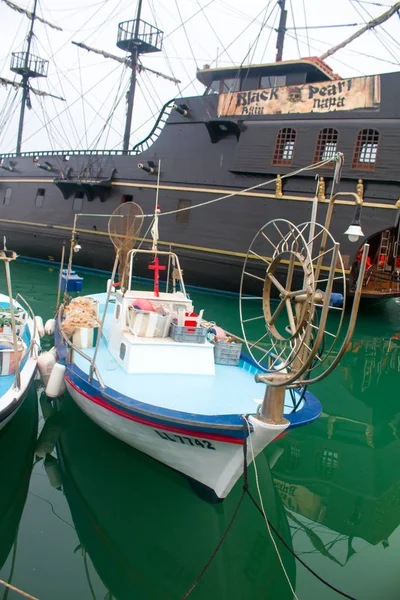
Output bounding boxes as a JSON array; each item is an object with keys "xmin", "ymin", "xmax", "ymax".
[{"xmin": 0, "ymin": 579, "xmax": 39, "ymax": 600}]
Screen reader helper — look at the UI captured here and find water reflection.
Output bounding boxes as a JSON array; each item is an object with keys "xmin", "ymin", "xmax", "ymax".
[
  {"xmin": 0, "ymin": 389, "xmax": 38, "ymax": 577},
  {"xmin": 42, "ymin": 394, "xmax": 296, "ymax": 600},
  {"xmin": 270, "ymin": 332, "xmax": 400, "ymax": 578}
]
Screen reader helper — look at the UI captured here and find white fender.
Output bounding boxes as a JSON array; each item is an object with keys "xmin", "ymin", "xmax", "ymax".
[
  {"xmin": 34, "ymin": 316, "xmax": 45, "ymax": 338},
  {"xmin": 46, "ymin": 363, "xmax": 66, "ymax": 398},
  {"xmin": 44, "ymin": 318, "xmax": 55, "ymax": 336},
  {"xmin": 37, "ymin": 348, "xmax": 57, "ymax": 387}
]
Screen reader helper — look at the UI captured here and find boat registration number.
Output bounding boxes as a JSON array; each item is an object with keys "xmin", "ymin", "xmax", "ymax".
[{"xmin": 155, "ymin": 430, "xmax": 215, "ymax": 450}]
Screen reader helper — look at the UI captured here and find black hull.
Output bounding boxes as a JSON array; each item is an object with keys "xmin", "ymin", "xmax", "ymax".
[{"xmin": 1, "ymin": 70, "xmax": 400, "ymax": 299}]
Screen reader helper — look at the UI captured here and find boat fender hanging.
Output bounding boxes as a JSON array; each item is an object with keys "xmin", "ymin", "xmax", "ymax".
[
  {"xmin": 44, "ymin": 454, "xmax": 62, "ymax": 490},
  {"xmin": 46, "ymin": 363, "xmax": 66, "ymax": 399},
  {"xmin": 37, "ymin": 348, "xmax": 57, "ymax": 386},
  {"xmin": 44, "ymin": 318, "xmax": 55, "ymax": 336},
  {"xmin": 35, "ymin": 316, "xmax": 45, "ymax": 338}
]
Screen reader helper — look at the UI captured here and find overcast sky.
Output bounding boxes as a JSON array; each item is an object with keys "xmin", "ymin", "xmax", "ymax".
[{"xmin": 0, "ymin": 0, "xmax": 398, "ymax": 153}]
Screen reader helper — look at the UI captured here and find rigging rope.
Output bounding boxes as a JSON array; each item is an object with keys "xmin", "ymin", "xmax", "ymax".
[{"xmin": 141, "ymin": 157, "xmax": 338, "ymax": 218}]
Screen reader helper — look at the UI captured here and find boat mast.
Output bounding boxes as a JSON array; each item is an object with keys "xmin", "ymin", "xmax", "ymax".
[
  {"xmin": 16, "ymin": 0, "xmax": 36, "ymax": 154},
  {"xmin": 275, "ymin": 0, "xmax": 287, "ymax": 62},
  {"xmin": 11, "ymin": 0, "xmax": 49, "ymax": 154},
  {"xmin": 117, "ymin": 0, "xmax": 163, "ymax": 153}
]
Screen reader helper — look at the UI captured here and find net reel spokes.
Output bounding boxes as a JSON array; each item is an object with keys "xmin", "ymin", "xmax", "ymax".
[{"xmin": 240, "ymin": 217, "xmax": 366, "ymax": 391}]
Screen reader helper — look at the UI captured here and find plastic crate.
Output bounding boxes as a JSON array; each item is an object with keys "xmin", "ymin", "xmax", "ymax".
[
  {"xmin": 169, "ymin": 322, "xmax": 207, "ymax": 344},
  {"xmin": 128, "ymin": 309, "xmax": 171, "ymax": 338},
  {"xmin": 214, "ymin": 341, "xmax": 242, "ymax": 366}
]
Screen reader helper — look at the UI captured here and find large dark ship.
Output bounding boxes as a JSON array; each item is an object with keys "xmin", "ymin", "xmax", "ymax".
[{"xmin": 0, "ymin": 0, "xmax": 399, "ymax": 298}]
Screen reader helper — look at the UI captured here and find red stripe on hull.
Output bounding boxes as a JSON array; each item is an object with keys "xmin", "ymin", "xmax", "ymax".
[{"xmin": 65, "ymin": 376, "xmax": 244, "ymax": 445}]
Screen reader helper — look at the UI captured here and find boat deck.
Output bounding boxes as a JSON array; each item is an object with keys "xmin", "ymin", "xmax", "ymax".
[{"xmin": 72, "ymin": 295, "xmax": 299, "ymax": 417}]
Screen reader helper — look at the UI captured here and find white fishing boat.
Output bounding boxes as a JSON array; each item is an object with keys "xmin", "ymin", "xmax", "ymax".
[
  {"xmin": 50, "ymin": 193, "xmax": 368, "ymax": 499},
  {"xmin": 0, "ymin": 247, "xmax": 41, "ymax": 430}
]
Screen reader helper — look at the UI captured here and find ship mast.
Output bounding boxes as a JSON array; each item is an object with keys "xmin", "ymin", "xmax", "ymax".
[
  {"xmin": 11, "ymin": 0, "xmax": 49, "ymax": 154},
  {"xmin": 117, "ymin": 0, "xmax": 163, "ymax": 152},
  {"xmin": 275, "ymin": 0, "xmax": 287, "ymax": 62}
]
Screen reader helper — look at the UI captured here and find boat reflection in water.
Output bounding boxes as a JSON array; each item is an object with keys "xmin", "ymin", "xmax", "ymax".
[
  {"xmin": 47, "ymin": 394, "xmax": 295, "ymax": 600},
  {"xmin": 0, "ymin": 388, "xmax": 38, "ymax": 577},
  {"xmin": 270, "ymin": 331, "xmax": 400, "ymax": 594}
]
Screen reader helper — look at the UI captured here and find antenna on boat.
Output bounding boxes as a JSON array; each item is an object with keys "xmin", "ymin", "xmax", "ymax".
[
  {"xmin": 108, "ymin": 202, "xmax": 144, "ymax": 291},
  {"xmin": 239, "ymin": 213, "xmax": 369, "ymax": 424}
]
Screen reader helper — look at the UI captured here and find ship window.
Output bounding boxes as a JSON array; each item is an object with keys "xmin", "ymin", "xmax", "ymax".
[
  {"xmin": 3, "ymin": 187, "xmax": 12, "ymax": 205},
  {"xmin": 272, "ymin": 128, "xmax": 296, "ymax": 166},
  {"xmin": 314, "ymin": 128, "xmax": 339, "ymax": 166},
  {"xmin": 121, "ymin": 194, "xmax": 133, "ymax": 204},
  {"xmin": 73, "ymin": 193, "xmax": 84, "ymax": 212},
  {"xmin": 205, "ymin": 80, "xmax": 220, "ymax": 95},
  {"xmin": 220, "ymin": 77, "xmax": 240, "ymax": 94},
  {"xmin": 35, "ymin": 188, "xmax": 45, "ymax": 207},
  {"xmin": 176, "ymin": 200, "xmax": 191, "ymax": 224},
  {"xmin": 317, "ymin": 448, "xmax": 338, "ymax": 479},
  {"xmin": 260, "ymin": 75, "xmax": 286, "ymax": 89},
  {"xmin": 352, "ymin": 129, "xmax": 379, "ymax": 171}
]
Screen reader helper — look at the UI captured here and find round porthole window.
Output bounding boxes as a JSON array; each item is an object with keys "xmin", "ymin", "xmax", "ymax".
[
  {"xmin": 115, "ymin": 304, "xmax": 121, "ymax": 320},
  {"xmin": 119, "ymin": 343, "xmax": 126, "ymax": 361}
]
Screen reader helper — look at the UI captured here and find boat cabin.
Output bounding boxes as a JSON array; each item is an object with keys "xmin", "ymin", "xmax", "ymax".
[{"xmin": 107, "ymin": 250, "xmax": 216, "ymax": 376}]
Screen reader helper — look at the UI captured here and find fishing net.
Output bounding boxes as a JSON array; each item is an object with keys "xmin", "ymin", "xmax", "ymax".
[{"xmin": 108, "ymin": 202, "xmax": 144, "ymax": 289}]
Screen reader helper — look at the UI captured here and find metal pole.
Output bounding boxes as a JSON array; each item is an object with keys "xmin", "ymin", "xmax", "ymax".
[
  {"xmin": 16, "ymin": 0, "xmax": 38, "ymax": 154},
  {"xmin": 56, "ymin": 242, "xmax": 66, "ymax": 311},
  {"xmin": 122, "ymin": 0, "xmax": 143, "ymax": 152},
  {"xmin": 64, "ymin": 214, "xmax": 78, "ymax": 302},
  {"xmin": 4, "ymin": 260, "xmax": 21, "ymax": 389},
  {"xmin": 89, "ymin": 252, "xmax": 119, "ymax": 382}
]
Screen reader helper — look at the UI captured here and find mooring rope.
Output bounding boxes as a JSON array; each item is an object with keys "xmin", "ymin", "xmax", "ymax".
[
  {"xmin": 180, "ymin": 419, "xmax": 250, "ymax": 600},
  {"xmin": 181, "ymin": 415, "xmax": 359, "ymax": 600},
  {"xmin": 0, "ymin": 579, "xmax": 39, "ymax": 600},
  {"xmin": 243, "ymin": 417, "xmax": 358, "ymax": 600},
  {"xmin": 244, "ymin": 416, "xmax": 299, "ymax": 600}
]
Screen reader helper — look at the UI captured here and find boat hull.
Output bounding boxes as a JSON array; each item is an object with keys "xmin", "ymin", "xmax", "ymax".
[{"xmin": 65, "ymin": 375, "xmax": 288, "ymax": 499}]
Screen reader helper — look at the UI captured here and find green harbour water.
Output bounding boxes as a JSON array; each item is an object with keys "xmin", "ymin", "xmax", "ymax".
[{"xmin": 1, "ymin": 259, "xmax": 400, "ymax": 599}]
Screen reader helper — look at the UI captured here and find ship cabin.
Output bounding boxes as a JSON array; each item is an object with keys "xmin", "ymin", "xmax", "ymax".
[
  {"xmin": 196, "ymin": 58, "xmax": 400, "ymax": 298},
  {"xmin": 197, "ymin": 57, "xmax": 338, "ymax": 98}
]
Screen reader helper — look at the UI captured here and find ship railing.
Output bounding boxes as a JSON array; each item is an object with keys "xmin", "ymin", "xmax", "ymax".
[
  {"xmin": 57, "ymin": 304, "xmax": 106, "ymax": 388},
  {"xmin": 126, "ymin": 248, "xmax": 187, "ymax": 296},
  {"xmin": 0, "ymin": 98, "xmax": 177, "ymax": 161}
]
